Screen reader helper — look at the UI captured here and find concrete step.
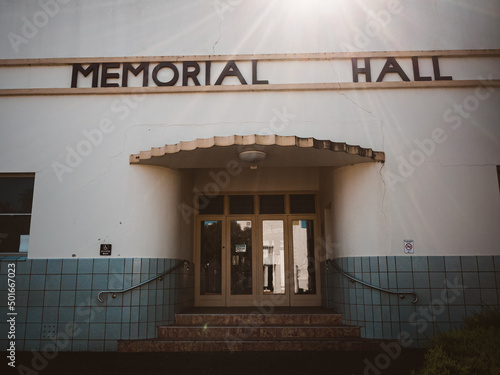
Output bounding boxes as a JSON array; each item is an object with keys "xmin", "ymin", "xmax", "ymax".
[
  {"xmin": 118, "ymin": 338, "xmax": 387, "ymax": 352},
  {"xmin": 174, "ymin": 313, "xmax": 343, "ymax": 327},
  {"xmin": 158, "ymin": 325, "xmax": 360, "ymax": 339},
  {"xmin": 117, "ymin": 309, "xmax": 381, "ymax": 353}
]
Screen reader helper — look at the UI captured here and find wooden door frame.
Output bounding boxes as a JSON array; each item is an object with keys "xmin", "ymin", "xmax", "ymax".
[
  {"xmin": 194, "ymin": 216, "xmax": 226, "ymax": 307},
  {"xmin": 258, "ymin": 215, "xmax": 291, "ymax": 307},
  {"xmin": 193, "ymin": 193, "xmax": 322, "ymax": 307},
  {"xmin": 225, "ymin": 216, "xmax": 258, "ymax": 307},
  {"xmin": 288, "ymin": 215, "xmax": 322, "ymax": 307}
]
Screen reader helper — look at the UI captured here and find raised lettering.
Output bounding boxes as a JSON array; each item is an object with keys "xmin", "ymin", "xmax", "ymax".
[
  {"xmin": 122, "ymin": 62, "xmax": 149, "ymax": 87},
  {"xmin": 432, "ymin": 56, "xmax": 452, "ymax": 80},
  {"xmin": 214, "ymin": 61, "xmax": 247, "ymax": 85},
  {"xmin": 411, "ymin": 57, "xmax": 431, "ymax": 81},
  {"xmin": 376, "ymin": 57, "xmax": 410, "ymax": 82},
  {"xmin": 100, "ymin": 63, "xmax": 120, "ymax": 87},
  {"xmin": 152, "ymin": 62, "xmax": 179, "ymax": 86},
  {"xmin": 182, "ymin": 61, "xmax": 201, "ymax": 86},
  {"xmin": 252, "ymin": 60, "xmax": 268, "ymax": 84},
  {"xmin": 205, "ymin": 61, "xmax": 211, "ymax": 85},
  {"xmin": 352, "ymin": 58, "xmax": 372, "ymax": 82},
  {"xmin": 71, "ymin": 63, "xmax": 99, "ymax": 88}
]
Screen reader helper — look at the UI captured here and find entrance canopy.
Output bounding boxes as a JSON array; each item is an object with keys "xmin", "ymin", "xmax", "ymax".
[{"xmin": 129, "ymin": 135, "xmax": 384, "ymax": 169}]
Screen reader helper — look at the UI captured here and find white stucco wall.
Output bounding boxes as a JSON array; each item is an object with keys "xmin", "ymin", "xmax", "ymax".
[
  {"xmin": 1, "ymin": 0, "xmax": 499, "ymax": 58},
  {"xmin": 28, "ymin": 161, "xmax": 192, "ymax": 259},
  {"xmin": 327, "ymin": 161, "xmax": 500, "ymax": 258},
  {"xmin": 322, "ymin": 87, "xmax": 500, "ymax": 257},
  {"xmin": 0, "ymin": 0, "xmax": 499, "ymax": 259},
  {"xmin": 329, "ymin": 163, "xmax": 387, "ymax": 258}
]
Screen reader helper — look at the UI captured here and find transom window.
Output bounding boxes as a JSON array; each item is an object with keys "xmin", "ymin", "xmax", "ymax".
[{"xmin": 197, "ymin": 194, "xmax": 316, "ymax": 215}]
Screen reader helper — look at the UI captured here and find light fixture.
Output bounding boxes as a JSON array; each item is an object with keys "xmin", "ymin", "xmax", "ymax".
[{"xmin": 238, "ymin": 150, "xmax": 267, "ymax": 163}]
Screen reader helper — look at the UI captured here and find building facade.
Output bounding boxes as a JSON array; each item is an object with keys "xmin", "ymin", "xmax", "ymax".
[{"xmin": 0, "ymin": 0, "xmax": 499, "ymax": 353}]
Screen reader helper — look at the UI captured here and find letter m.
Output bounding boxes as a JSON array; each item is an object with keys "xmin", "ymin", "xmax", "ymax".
[
  {"xmin": 122, "ymin": 62, "xmax": 149, "ymax": 87},
  {"xmin": 71, "ymin": 63, "xmax": 99, "ymax": 88}
]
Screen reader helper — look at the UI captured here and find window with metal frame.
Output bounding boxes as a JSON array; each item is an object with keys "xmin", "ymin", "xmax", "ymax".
[{"xmin": 0, "ymin": 174, "xmax": 35, "ymax": 253}]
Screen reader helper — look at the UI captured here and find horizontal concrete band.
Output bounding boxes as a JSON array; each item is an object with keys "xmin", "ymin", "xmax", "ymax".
[
  {"xmin": 1, "ymin": 79, "xmax": 499, "ymax": 97},
  {"xmin": 1, "ymin": 49, "xmax": 499, "ymax": 66}
]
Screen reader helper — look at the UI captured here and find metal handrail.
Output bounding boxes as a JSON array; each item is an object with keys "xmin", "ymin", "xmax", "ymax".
[
  {"xmin": 326, "ymin": 259, "xmax": 418, "ymax": 304},
  {"xmin": 97, "ymin": 260, "xmax": 190, "ymax": 303}
]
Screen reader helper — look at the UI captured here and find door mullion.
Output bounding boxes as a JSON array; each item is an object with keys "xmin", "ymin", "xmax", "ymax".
[
  {"xmin": 288, "ymin": 215, "xmax": 322, "ymax": 307},
  {"xmin": 286, "ymin": 216, "xmax": 293, "ymax": 306},
  {"xmin": 223, "ymin": 218, "xmax": 229, "ymax": 306},
  {"xmin": 254, "ymin": 215, "xmax": 260, "ymax": 306}
]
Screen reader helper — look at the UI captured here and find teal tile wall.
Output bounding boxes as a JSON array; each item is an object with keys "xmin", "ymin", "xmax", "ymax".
[
  {"xmin": 324, "ymin": 256, "xmax": 500, "ymax": 348},
  {"xmin": 0, "ymin": 257, "xmax": 194, "ymax": 352}
]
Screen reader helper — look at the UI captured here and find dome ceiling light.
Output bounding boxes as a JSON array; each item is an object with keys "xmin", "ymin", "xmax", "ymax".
[{"xmin": 239, "ymin": 150, "xmax": 267, "ymax": 169}]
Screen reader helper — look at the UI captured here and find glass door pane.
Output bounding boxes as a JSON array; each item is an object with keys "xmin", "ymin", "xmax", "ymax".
[
  {"xmin": 292, "ymin": 219, "xmax": 316, "ymax": 294},
  {"xmin": 262, "ymin": 220, "xmax": 285, "ymax": 295},
  {"xmin": 200, "ymin": 220, "xmax": 222, "ymax": 295},
  {"xmin": 230, "ymin": 220, "xmax": 253, "ymax": 295}
]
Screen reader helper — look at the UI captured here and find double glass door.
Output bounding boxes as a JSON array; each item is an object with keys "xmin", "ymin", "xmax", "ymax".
[{"xmin": 195, "ymin": 215, "xmax": 320, "ymax": 307}]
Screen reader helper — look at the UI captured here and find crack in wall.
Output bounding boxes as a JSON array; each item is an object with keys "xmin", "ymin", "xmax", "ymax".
[
  {"xmin": 212, "ymin": 15, "xmax": 223, "ymax": 54},
  {"xmin": 436, "ymin": 161, "xmax": 499, "ymax": 168},
  {"xmin": 377, "ymin": 120, "xmax": 388, "ymax": 252},
  {"xmin": 327, "ymin": 60, "xmax": 390, "ymax": 250}
]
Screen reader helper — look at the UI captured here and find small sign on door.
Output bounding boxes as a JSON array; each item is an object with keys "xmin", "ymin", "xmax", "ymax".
[{"xmin": 235, "ymin": 244, "xmax": 246, "ymax": 253}]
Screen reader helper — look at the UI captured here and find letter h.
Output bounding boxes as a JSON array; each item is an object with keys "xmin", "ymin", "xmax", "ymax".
[{"xmin": 352, "ymin": 58, "xmax": 372, "ymax": 83}]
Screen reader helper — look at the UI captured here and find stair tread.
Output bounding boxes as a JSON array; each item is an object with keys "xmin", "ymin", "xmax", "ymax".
[
  {"xmin": 117, "ymin": 337, "xmax": 390, "ymax": 352},
  {"xmin": 174, "ymin": 315, "xmax": 344, "ymax": 326},
  {"xmin": 174, "ymin": 315, "xmax": 343, "ymax": 318},
  {"xmin": 160, "ymin": 325, "xmax": 357, "ymax": 328},
  {"xmin": 176, "ymin": 313, "xmax": 343, "ymax": 316},
  {"xmin": 120, "ymin": 337, "xmax": 381, "ymax": 343},
  {"xmin": 118, "ymin": 311, "xmax": 379, "ymax": 352}
]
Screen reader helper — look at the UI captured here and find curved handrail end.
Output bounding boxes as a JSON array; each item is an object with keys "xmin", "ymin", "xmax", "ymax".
[
  {"xmin": 97, "ymin": 292, "xmax": 105, "ymax": 304},
  {"xmin": 97, "ymin": 259, "xmax": 190, "ymax": 304}
]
